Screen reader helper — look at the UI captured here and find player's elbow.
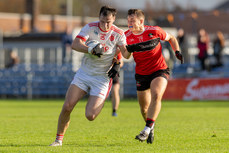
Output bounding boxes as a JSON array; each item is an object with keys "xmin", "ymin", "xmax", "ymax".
[
  {"xmin": 123, "ymin": 52, "xmax": 132, "ymax": 59},
  {"xmin": 168, "ymin": 34, "xmax": 176, "ymax": 42},
  {"xmin": 71, "ymin": 38, "xmax": 82, "ymax": 51},
  {"xmin": 71, "ymin": 42, "xmax": 78, "ymax": 51},
  {"xmin": 126, "ymin": 54, "xmax": 132, "ymax": 59}
]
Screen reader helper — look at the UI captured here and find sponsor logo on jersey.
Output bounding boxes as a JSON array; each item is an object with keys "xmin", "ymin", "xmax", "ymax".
[
  {"xmin": 100, "ymin": 33, "xmax": 106, "ymax": 40},
  {"xmin": 101, "ymin": 43, "xmax": 109, "ymax": 52},
  {"xmin": 138, "ymin": 38, "xmax": 160, "ymax": 50}
]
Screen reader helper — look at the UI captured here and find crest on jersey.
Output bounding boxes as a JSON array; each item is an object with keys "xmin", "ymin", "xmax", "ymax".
[
  {"xmin": 129, "ymin": 38, "xmax": 135, "ymax": 42},
  {"xmin": 110, "ymin": 35, "xmax": 115, "ymax": 41},
  {"xmin": 148, "ymin": 33, "xmax": 153, "ymax": 38}
]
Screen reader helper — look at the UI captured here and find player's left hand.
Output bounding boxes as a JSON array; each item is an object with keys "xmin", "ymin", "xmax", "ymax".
[
  {"xmin": 91, "ymin": 44, "xmax": 104, "ymax": 57},
  {"xmin": 175, "ymin": 51, "xmax": 183, "ymax": 64},
  {"xmin": 108, "ymin": 63, "xmax": 120, "ymax": 78},
  {"xmin": 88, "ymin": 43, "xmax": 104, "ymax": 58}
]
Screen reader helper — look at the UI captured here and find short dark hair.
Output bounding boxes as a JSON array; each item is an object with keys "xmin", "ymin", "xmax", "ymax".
[
  {"xmin": 99, "ymin": 6, "xmax": 117, "ymax": 17},
  {"xmin": 128, "ymin": 9, "xmax": 145, "ymax": 19}
]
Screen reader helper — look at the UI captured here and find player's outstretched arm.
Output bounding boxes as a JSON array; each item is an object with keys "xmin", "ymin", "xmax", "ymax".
[
  {"xmin": 166, "ymin": 33, "xmax": 184, "ymax": 64},
  {"xmin": 119, "ymin": 45, "xmax": 132, "ymax": 59}
]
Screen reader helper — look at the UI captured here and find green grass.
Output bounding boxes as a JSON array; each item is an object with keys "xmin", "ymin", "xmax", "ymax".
[{"xmin": 0, "ymin": 99, "xmax": 229, "ymax": 153}]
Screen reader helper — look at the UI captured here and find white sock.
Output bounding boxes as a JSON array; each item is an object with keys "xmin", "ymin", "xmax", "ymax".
[
  {"xmin": 143, "ymin": 126, "xmax": 151, "ymax": 134},
  {"xmin": 55, "ymin": 134, "xmax": 64, "ymax": 143},
  {"xmin": 151, "ymin": 123, "xmax": 155, "ymax": 130}
]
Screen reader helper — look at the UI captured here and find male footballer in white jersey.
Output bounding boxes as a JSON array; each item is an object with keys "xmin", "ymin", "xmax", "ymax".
[{"xmin": 49, "ymin": 6, "xmax": 131, "ymax": 146}]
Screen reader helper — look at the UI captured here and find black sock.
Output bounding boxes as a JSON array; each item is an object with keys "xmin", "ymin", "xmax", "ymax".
[{"xmin": 146, "ymin": 118, "xmax": 155, "ymax": 128}]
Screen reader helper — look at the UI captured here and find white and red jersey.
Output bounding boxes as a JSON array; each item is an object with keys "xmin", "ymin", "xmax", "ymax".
[
  {"xmin": 76, "ymin": 21, "xmax": 126, "ymax": 76},
  {"xmin": 125, "ymin": 25, "xmax": 169, "ymax": 75}
]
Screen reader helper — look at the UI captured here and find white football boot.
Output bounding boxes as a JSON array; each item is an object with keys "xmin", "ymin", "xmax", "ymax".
[
  {"xmin": 135, "ymin": 130, "xmax": 149, "ymax": 142},
  {"xmin": 49, "ymin": 140, "xmax": 62, "ymax": 146}
]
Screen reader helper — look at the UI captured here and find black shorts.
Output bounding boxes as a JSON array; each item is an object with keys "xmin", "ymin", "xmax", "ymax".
[
  {"xmin": 112, "ymin": 75, "xmax": 119, "ymax": 84},
  {"xmin": 135, "ymin": 68, "xmax": 170, "ymax": 91}
]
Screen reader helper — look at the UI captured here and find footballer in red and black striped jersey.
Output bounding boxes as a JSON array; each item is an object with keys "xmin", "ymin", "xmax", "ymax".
[{"xmin": 125, "ymin": 9, "xmax": 183, "ymax": 144}]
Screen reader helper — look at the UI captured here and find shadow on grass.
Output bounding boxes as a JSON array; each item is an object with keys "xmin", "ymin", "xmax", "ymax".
[
  {"xmin": 0, "ymin": 144, "xmax": 48, "ymax": 147},
  {"xmin": 63, "ymin": 141, "xmax": 137, "ymax": 147},
  {"xmin": 0, "ymin": 142, "xmax": 130, "ymax": 147}
]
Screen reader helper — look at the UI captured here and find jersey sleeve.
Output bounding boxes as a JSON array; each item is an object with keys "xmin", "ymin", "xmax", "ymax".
[
  {"xmin": 116, "ymin": 33, "xmax": 127, "ymax": 47},
  {"xmin": 76, "ymin": 24, "xmax": 90, "ymax": 42},
  {"xmin": 154, "ymin": 26, "xmax": 168, "ymax": 41}
]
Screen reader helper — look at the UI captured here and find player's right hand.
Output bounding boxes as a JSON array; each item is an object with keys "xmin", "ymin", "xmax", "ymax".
[{"xmin": 88, "ymin": 43, "xmax": 104, "ymax": 58}]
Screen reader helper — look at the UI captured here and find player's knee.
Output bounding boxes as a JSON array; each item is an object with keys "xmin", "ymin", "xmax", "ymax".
[
  {"xmin": 62, "ymin": 102, "xmax": 74, "ymax": 113},
  {"xmin": 151, "ymin": 93, "xmax": 161, "ymax": 102},
  {"xmin": 85, "ymin": 113, "xmax": 96, "ymax": 121},
  {"xmin": 85, "ymin": 111, "xmax": 96, "ymax": 121}
]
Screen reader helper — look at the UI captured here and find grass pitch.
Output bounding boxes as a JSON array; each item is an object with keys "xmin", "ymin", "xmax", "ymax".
[{"xmin": 0, "ymin": 99, "xmax": 229, "ymax": 153}]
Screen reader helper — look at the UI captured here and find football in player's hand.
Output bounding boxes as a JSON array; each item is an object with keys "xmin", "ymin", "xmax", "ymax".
[
  {"xmin": 86, "ymin": 40, "xmax": 104, "ymax": 57},
  {"xmin": 86, "ymin": 40, "xmax": 99, "ymax": 48}
]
